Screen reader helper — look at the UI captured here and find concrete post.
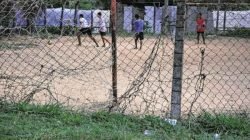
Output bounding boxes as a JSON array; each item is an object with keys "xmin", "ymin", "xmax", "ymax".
[{"xmin": 170, "ymin": 0, "xmax": 185, "ymax": 119}]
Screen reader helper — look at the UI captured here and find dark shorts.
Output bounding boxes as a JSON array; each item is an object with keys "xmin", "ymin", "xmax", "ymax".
[
  {"xmin": 80, "ymin": 28, "xmax": 92, "ymax": 36},
  {"xmin": 197, "ymin": 32, "xmax": 204, "ymax": 34},
  {"xmin": 135, "ymin": 32, "xmax": 144, "ymax": 40},
  {"xmin": 100, "ymin": 31, "xmax": 106, "ymax": 36}
]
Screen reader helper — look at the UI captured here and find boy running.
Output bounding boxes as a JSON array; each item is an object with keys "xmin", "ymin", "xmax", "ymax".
[
  {"xmin": 196, "ymin": 13, "xmax": 206, "ymax": 44},
  {"xmin": 134, "ymin": 14, "xmax": 144, "ymax": 49},
  {"xmin": 77, "ymin": 14, "xmax": 99, "ymax": 47},
  {"xmin": 97, "ymin": 12, "xmax": 111, "ymax": 47}
]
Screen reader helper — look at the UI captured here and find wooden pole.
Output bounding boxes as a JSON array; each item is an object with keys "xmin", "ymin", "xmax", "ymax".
[{"xmin": 111, "ymin": 0, "xmax": 118, "ymax": 104}]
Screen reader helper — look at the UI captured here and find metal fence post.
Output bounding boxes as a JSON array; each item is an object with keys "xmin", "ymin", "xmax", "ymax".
[
  {"xmin": 43, "ymin": 4, "xmax": 47, "ymax": 27},
  {"xmin": 216, "ymin": 0, "xmax": 221, "ymax": 34},
  {"xmin": 111, "ymin": 0, "xmax": 118, "ymax": 103},
  {"xmin": 170, "ymin": 0, "xmax": 185, "ymax": 119},
  {"xmin": 60, "ymin": 2, "xmax": 65, "ymax": 33},
  {"xmin": 223, "ymin": 9, "xmax": 227, "ymax": 32}
]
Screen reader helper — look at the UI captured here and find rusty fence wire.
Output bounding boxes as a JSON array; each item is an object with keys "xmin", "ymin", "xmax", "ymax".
[{"xmin": 0, "ymin": 0, "xmax": 250, "ymax": 118}]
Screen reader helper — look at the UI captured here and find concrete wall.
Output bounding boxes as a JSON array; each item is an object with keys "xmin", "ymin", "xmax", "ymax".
[{"xmin": 14, "ymin": 6, "xmax": 250, "ymax": 34}]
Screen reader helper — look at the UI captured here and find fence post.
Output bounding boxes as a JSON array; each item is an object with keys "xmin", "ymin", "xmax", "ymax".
[
  {"xmin": 216, "ymin": 0, "xmax": 221, "ymax": 34},
  {"xmin": 161, "ymin": 0, "xmax": 168, "ymax": 35},
  {"xmin": 43, "ymin": 4, "xmax": 47, "ymax": 27},
  {"xmin": 153, "ymin": 3, "xmax": 156, "ymax": 33},
  {"xmin": 170, "ymin": 0, "xmax": 185, "ymax": 119},
  {"xmin": 111, "ymin": 0, "xmax": 118, "ymax": 103},
  {"xmin": 223, "ymin": 9, "xmax": 227, "ymax": 33},
  {"xmin": 60, "ymin": 2, "xmax": 65, "ymax": 34},
  {"xmin": 91, "ymin": 10, "xmax": 93, "ymax": 29},
  {"xmin": 74, "ymin": 1, "xmax": 79, "ymax": 27}
]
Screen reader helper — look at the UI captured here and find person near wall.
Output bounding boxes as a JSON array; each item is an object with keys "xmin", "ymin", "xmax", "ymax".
[
  {"xmin": 134, "ymin": 14, "xmax": 144, "ymax": 50},
  {"xmin": 97, "ymin": 12, "xmax": 111, "ymax": 47},
  {"xmin": 196, "ymin": 13, "xmax": 206, "ymax": 44}
]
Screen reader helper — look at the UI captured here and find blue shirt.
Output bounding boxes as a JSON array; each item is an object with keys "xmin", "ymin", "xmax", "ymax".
[{"xmin": 134, "ymin": 19, "xmax": 144, "ymax": 33}]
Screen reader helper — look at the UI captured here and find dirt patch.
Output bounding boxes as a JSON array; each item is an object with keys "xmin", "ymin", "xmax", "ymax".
[{"xmin": 0, "ymin": 35, "xmax": 249, "ymax": 116}]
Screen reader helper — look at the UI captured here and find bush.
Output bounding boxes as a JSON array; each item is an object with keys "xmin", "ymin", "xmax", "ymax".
[
  {"xmin": 46, "ymin": 26, "xmax": 77, "ymax": 36},
  {"xmin": 222, "ymin": 27, "xmax": 250, "ymax": 38}
]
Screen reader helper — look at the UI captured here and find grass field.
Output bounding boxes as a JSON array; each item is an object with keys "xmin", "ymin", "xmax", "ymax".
[
  {"xmin": 0, "ymin": 34, "xmax": 249, "ymax": 116},
  {"xmin": 0, "ymin": 103, "xmax": 249, "ymax": 140}
]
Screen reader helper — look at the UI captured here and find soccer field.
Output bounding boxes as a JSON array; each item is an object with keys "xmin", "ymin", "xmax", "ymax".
[{"xmin": 0, "ymin": 34, "xmax": 249, "ymax": 116}]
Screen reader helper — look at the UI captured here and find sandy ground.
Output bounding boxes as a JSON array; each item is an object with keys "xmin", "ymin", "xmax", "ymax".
[{"xmin": 0, "ymin": 34, "xmax": 249, "ymax": 116}]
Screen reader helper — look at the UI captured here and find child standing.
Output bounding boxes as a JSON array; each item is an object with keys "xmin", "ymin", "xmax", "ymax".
[
  {"xmin": 196, "ymin": 13, "xmax": 206, "ymax": 44},
  {"xmin": 134, "ymin": 14, "xmax": 144, "ymax": 49}
]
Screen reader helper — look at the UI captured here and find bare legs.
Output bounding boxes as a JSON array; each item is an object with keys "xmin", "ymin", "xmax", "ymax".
[
  {"xmin": 135, "ymin": 38, "xmax": 143, "ymax": 50},
  {"xmin": 101, "ymin": 35, "xmax": 111, "ymax": 47},
  {"xmin": 77, "ymin": 32, "xmax": 82, "ymax": 46},
  {"xmin": 77, "ymin": 31, "xmax": 99, "ymax": 47},
  {"xmin": 197, "ymin": 32, "xmax": 205, "ymax": 44},
  {"xmin": 90, "ymin": 36, "xmax": 99, "ymax": 47}
]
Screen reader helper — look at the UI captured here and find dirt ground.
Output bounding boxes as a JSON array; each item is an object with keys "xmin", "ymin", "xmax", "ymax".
[{"xmin": 0, "ymin": 34, "xmax": 249, "ymax": 116}]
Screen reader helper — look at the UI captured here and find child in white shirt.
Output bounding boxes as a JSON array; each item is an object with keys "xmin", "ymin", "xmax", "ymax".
[
  {"xmin": 97, "ymin": 12, "xmax": 111, "ymax": 47},
  {"xmin": 77, "ymin": 14, "xmax": 99, "ymax": 47}
]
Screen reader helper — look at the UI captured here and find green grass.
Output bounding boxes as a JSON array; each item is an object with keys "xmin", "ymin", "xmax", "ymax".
[{"xmin": 0, "ymin": 103, "xmax": 249, "ymax": 140}]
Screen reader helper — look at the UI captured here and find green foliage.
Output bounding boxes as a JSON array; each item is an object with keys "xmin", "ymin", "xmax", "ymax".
[
  {"xmin": 95, "ymin": 0, "xmax": 110, "ymax": 10},
  {"xmin": 46, "ymin": 0, "xmax": 96, "ymax": 9},
  {"xmin": 78, "ymin": 0, "xmax": 95, "ymax": 9},
  {"xmin": 222, "ymin": 27, "xmax": 250, "ymax": 38},
  {"xmin": 46, "ymin": 0, "xmax": 67, "ymax": 8},
  {"xmin": 0, "ymin": 1, "xmax": 15, "ymax": 27},
  {"xmin": 41, "ymin": 26, "xmax": 76, "ymax": 36},
  {"xmin": 0, "ymin": 103, "xmax": 249, "ymax": 139}
]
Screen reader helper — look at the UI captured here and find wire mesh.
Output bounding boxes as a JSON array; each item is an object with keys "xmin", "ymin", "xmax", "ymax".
[
  {"xmin": 182, "ymin": 3, "xmax": 250, "ymax": 116},
  {"xmin": 0, "ymin": 0, "xmax": 113, "ymax": 111},
  {"xmin": 0, "ymin": 0, "xmax": 249, "ymax": 117}
]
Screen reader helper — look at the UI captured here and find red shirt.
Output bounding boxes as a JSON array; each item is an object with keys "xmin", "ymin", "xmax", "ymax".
[{"xmin": 196, "ymin": 18, "xmax": 205, "ymax": 32}]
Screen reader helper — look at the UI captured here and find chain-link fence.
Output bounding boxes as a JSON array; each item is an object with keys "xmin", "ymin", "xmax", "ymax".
[
  {"xmin": 182, "ymin": 2, "xmax": 250, "ymax": 117},
  {"xmin": 0, "ymin": 0, "xmax": 249, "ymax": 118}
]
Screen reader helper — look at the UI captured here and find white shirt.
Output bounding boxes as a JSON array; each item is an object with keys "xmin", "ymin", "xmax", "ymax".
[
  {"xmin": 98, "ymin": 18, "xmax": 107, "ymax": 32},
  {"xmin": 79, "ymin": 17, "xmax": 90, "ymax": 28}
]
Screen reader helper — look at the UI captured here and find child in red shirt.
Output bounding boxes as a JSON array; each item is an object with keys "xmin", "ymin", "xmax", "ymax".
[{"xmin": 196, "ymin": 13, "xmax": 206, "ymax": 44}]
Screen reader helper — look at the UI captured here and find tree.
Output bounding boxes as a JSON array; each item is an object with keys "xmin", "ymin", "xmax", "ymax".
[
  {"xmin": 95, "ymin": 0, "xmax": 110, "ymax": 10},
  {"xmin": 78, "ymin": 0, "xmax": 94, "ymax": 9},
  {"xmin": 17, "ymin": 0, "xmax": 43, "ymax": 32},
  {"xmin": 0, "ymin": 0, "xmax": 15, "ymax": 28},
  {"xmin": 45, "ymin": 0, "xmax": 94, "ymax": 9},
  {"xmin": 0, "ymin": 0, "xmax": 16, "ymax": 36}
]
